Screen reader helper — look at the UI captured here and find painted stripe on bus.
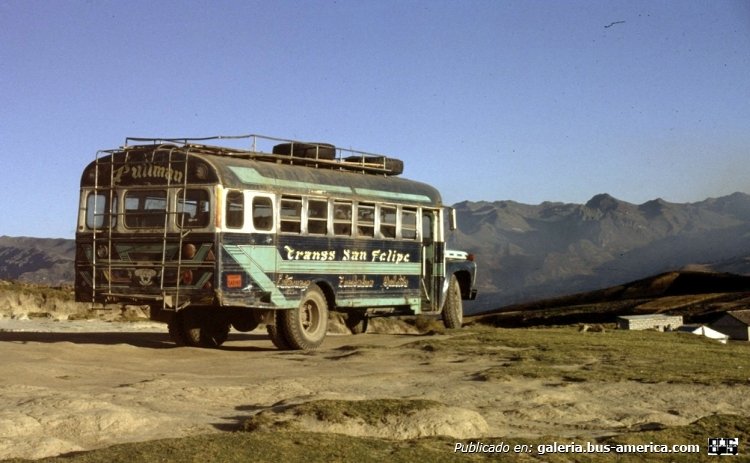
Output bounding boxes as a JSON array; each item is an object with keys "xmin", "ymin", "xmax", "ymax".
[
  {"xmin": 229, "ymin": 166, "xmax": 352, "ymax": 194},
  {"xmin": 228, "ymin": 166, "xmax": 433, "ymax": 203},
  {"xmin": 223, "ymin": 245, "xmax": 288, "ymax": 306}
]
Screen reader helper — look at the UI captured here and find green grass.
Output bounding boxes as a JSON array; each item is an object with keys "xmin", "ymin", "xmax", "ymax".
[{"xmin": 413, "ymin": 325, "xmax": 750, "ymax": 385}]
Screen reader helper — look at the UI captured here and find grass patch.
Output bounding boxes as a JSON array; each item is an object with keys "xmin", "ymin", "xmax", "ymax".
[
  {"xmin": 9, "ymin": 415, "xmax": 748, "ymax": 463},
  {"xmin": 243, "ymin": 398, "xmax": 443, "ymax": 432},
  {"xmin": 412, "ymin": 326, "xmax": 750, "ymax": 384}
]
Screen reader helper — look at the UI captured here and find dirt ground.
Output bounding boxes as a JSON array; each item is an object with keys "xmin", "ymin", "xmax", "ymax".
[{"xmin": 1, "ymin": 314, "xmax": 748, "ymax": 460}]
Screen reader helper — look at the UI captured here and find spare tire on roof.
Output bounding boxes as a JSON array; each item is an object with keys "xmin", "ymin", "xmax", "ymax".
[
  {"xmin": 272, "ymin": 142, "xmax": 336, "ymax": 160},
  {"xmin": 344, "ymin": 155, "xmax": 404, "ymax": 176}
]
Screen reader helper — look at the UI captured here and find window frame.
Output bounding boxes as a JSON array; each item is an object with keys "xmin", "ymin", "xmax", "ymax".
[
  {"xmin": 175, "ymin": 188, "xmax": 211, "ymax": 230},
  {"xmin": 85, "ymin": 191, "xmax": 117, "ymax": 230},
  {"xmin": 279, "ymin": 195, "xmax": 303, "ymax": 234},
  {"xmin": 251, "ymin": 194, "xmax": 275, "ymax": 232},
  {"xmin": 225, "ymin": 189, "xmax": 244, "ymax": 229},
  {"xmin": 123, "ymin": 189, "xmax": 169, "ymax": 229}
]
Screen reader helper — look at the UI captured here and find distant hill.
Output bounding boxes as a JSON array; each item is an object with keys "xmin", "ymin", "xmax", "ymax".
[
  {"xmin": 4, "ymin": 192, "xmax": 750, "ymax": 308},
  {"xmin": 0, "ymin": 236, "xmax": 75, "ymax": 285},
  {"xmin": 453, "ymin": 192, "xmax": 750, "ymax": 310},
  {"xmin": 470, "ymin": 270, "xmax": 750, "ymax": 328}
]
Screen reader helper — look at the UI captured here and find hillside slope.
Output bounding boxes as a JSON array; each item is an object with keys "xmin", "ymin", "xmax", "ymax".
[{"xmin": 454, "ymin": 192, "xmax": 750, "ymax": 309}]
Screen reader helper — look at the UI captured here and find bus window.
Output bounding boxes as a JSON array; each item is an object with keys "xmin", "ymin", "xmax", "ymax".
[
  {"xmin": 401, "ymin": 207, "xmax": 418, "ymax": 240},
  {"xmin": 280, "ymin": 196, "xmax": 302, "ymax": 233},
  {"xmin": 333, "ymin": 201, "xmax": 352, "ymax": 236},
  {"xmin": 380, "ymin": 205, "xmax": 397, "ymax": 238},
  {"xmin": 177, "ymin": 189, "xmax": 210, "ymax": 228},
  {"xmin": 307, "ymin": 199, "xmax": 328, "ymax": 235},
  {"xmin": 226, "ymin": 190, "xmax": 244, "ymax": 229},
  {"xmin": 422, "ymin": 210, "xmax": 433, "ymax": 243},
  {"xmin": 125, "ymin": 190, "xmax": 168, "ymax": 228},
  {"xmin": 253, "ymin": 196, "xmax": 273, "ymax": 231},
  {"xmin": 357, "ymin": 203, "xmax": 375, "ymax": 237},
  {"xmin": 86, "ymin": 192, "xmax": 117, "ymax": 229}
]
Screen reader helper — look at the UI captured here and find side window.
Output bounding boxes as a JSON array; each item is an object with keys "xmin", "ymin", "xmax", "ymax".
[
  {"xmin": 125, "ymin": 190, "xmax": 168, "ymax": 228},
  {"xmin": 422, "ymin": 210, "xmax": 434, "ymax": 243},
  {"xmin": 401, "ymin": 207, "xmax": 418, "ymax": 240},
  {"xmin": 307, "ymin": 198, "xmax": 328, "ymax": 235},
  {"xmin": 226, "ymin": 190, "xmax": 244, "ymax": 229},
  {"xmin": 380, "ymin": 205, "xmax": 397, "ymax": 239},
  {"xmin": 333, "ymin": 201, "xmax": 352, "ymax": 236},
  {"xmin": 86, "ymin": 193, "xmax": 117, "ymax": 229},
  {"xmin": 356, "ymin": 203, "xmax": 375, "ymax": 238},
  {"xmin": 177, "ymin": 189, "xmax": 210, "ymax": 228},
  {"xmin": 280, "ymin": 196, "xmax": 302, "ymax": 233},
  {"xmin": 252, "ymin": 196, "xmax": 274, "ymax": 231}
]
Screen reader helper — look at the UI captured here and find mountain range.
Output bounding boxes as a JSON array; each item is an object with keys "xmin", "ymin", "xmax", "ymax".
[
  {"xmin": 4, "ymin": 192, "xmax": 750, "ymax": 310},
  {"xmin": 452, "ymin": 191, "xmax": 750, "ymax": 310}
]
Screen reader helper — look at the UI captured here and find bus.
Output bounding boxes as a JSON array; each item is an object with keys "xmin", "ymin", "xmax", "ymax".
[{"xmin": 75, "ymin": 134, "xmax": 477, "ymax": 350}]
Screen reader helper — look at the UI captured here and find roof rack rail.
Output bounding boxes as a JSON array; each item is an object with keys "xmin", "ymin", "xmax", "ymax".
[{"xmin": 122, "ymin": 134, "xmax": 405, "ymax": 176}]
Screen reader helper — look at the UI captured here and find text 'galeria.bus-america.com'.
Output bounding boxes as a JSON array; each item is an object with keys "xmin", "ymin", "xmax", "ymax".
[{"xmin": 75, "ymin": 134, "xmax": 478, "ymax": 351}]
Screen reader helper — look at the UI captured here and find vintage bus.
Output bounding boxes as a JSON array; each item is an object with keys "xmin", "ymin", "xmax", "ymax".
[{"xmin": 75, "ymin": 134, "xmax": 477, "ymax": 350}]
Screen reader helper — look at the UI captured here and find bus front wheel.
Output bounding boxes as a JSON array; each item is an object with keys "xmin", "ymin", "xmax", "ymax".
[
  {"xmin": 280, "ymin": 285, "xmax": 329, "ymax": 350},
  {"xmin": 442, "ymin": 275, "xmax": 463, "ymax": 329}
]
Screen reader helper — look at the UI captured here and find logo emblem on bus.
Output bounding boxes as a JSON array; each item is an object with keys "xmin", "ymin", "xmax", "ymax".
[{"xmin": 134, "ymin": 268, "xmax": 158, "ymax": 287}]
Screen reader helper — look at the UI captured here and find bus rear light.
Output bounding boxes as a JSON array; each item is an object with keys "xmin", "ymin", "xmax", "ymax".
[
  {"xmin": 467, "ymin": 253, "xmax": 475, "ymax": 262},
  {"xmin": 182, "ymin": 243, "xmax": 197, "ymax": 259},
  {"xmin": 181, "ymin": 270, "xmax": 194, "ymax": 285}
]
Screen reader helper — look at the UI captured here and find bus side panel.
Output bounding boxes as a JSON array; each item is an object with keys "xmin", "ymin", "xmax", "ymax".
[{"xmin": 218, "ymin": 233, "xmax": 422, "ymax": 311}]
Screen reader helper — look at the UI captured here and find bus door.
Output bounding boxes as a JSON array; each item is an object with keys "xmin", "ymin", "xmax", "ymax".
[{"xmin": 421, "ymin": 208, "xmax": 445, "ymax": 311}]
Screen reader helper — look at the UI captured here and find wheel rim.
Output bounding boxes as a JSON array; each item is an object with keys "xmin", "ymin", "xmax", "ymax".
[{"xmin": 301, "ymin": 299, "xmax": 320, "ymax": 333}]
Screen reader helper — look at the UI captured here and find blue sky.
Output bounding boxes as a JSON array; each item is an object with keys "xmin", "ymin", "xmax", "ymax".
[{"xmin": 2, "ymin": 0, "xmax": 749, "ymax": 238}]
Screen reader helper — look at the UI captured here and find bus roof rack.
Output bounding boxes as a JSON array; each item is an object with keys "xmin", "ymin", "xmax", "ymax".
[{"xmin": 123, "ymin": 134, "xmax": 405, "ymax": 176}]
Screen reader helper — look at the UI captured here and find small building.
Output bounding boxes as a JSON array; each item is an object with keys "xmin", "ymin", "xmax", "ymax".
[
  {"xmin": 677, "ymin": 324, "xmax": 729, "ymax": 344},
  {"xmin": 617, "ymin": 314, "xmax": 683, "ymax": 332},
  {"xmin": 710, "ymin": 310, "xmax": 750, "ymax": 341}
]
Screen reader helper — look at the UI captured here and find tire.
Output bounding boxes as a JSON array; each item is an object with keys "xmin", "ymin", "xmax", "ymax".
[
  {"xmin": 343, "ymin": 155, "xmax": 404, "ymax": 175},
  {"xmin": 230, "ymin": 309, "xmax": 261, "ymax": 333},
  {"xmin": 167, "ymin": 313, "xmax": 187, "ymax": 346},
  {"xmin": 266, "ymin": 311, "xmax": 292, "ymax": 350},
  {"xmin": 180, "ymin": 308, "xmax": 230, "ymax": 348},
  {"xmin": 442, "ymin": 275, "xmax": 463, "ymax": 329},
  {"xmin": 279, "ymin": 285, "xmax": 329, "ymax": 350},
  {"xmin": 272, "ymin": 142, "xmax": 336, "ymax": 160}
]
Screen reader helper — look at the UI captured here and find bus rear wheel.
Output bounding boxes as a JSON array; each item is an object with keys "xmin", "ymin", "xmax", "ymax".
[
  {"xmin": 442, "ymin": 275, "xmax": 463, "ymax": 329},
  {"xmin": 279, "ymin": 285, "xmax": 329, "ymax": 350},
  {"xmin": 173, "ymin": 308, "xmax": 230, "ymax": 348}
]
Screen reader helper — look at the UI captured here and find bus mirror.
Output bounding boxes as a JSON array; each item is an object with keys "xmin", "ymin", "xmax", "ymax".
[{"xmin": 448, "ymin": 208, "xmax": 457, "ymax": 231}]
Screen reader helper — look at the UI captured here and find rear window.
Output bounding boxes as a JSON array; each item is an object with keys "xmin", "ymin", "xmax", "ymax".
[
  {"xmin": 177, "ymin": 189, "xmax": 210, "ymax": 228},
  {"xmin": 125, "ymin": 190, "xmax": 168, "ymax": 228}
]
